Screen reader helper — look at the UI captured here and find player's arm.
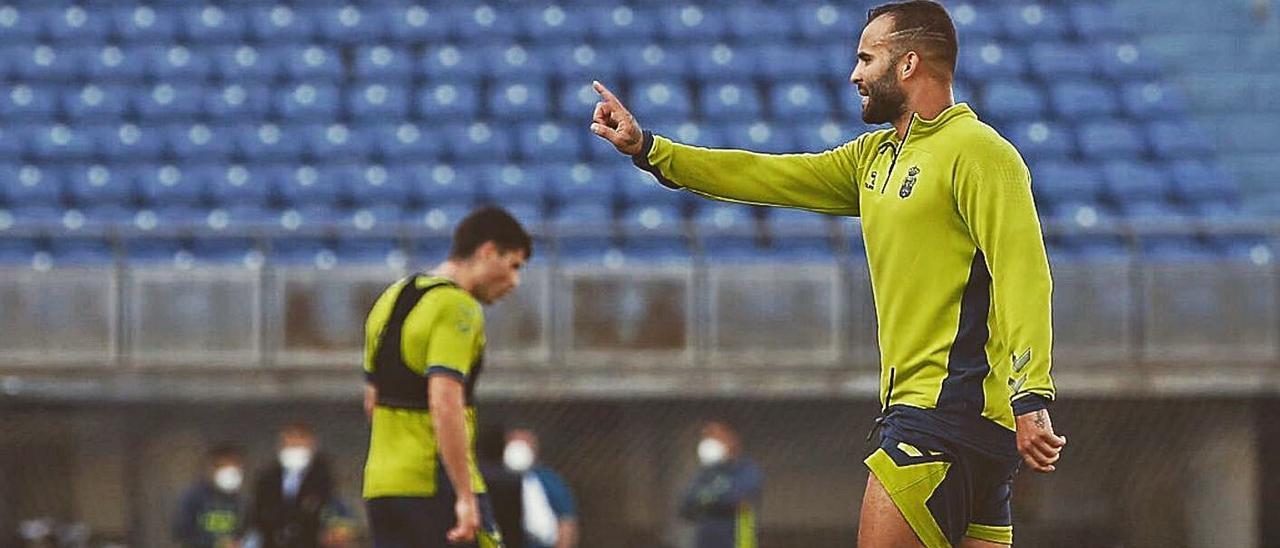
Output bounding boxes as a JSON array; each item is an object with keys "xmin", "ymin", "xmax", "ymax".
[
  {"xmin": 954, "ymin": 136, "xmax": 1066, "ymax": 472},
  {"xmin": 589, "ymin": 81, "xmax": 862, "ymax": 216},
  {"xmin": 423, "ymin": 291, "xmax": 485, "ymax": 543}
]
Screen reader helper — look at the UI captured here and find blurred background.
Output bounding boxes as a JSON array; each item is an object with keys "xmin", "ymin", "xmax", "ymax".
[{"xmin": 0, "ymin": 0, "xmax": 1277, "ymax": 547}]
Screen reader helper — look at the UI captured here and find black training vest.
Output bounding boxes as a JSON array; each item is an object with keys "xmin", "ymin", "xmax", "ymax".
[{"xmin": 371, "ymin": 276, "xmax": 482, "ymax": 410}]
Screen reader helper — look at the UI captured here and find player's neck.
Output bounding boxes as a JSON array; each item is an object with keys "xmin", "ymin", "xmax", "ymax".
[
  {"xmin": 892, "ymin": 85, "xmax": 956, "ymax": 139},
  {"xmin": 431, "ymin": 260, "xmax": 478, "ymax": 295}
]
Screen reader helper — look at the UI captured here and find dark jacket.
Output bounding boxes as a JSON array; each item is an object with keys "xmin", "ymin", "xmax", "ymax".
[
  {"xmin": 173, "ymin": 482, "xmax": 245, "ymax": 548},
  {"xmin": 679, "ymin": 458, "xmax": 763, "ymax": 548},
  {"xmin": 249, "ymin": 454, "xmax": 336, "ymax": 548}
]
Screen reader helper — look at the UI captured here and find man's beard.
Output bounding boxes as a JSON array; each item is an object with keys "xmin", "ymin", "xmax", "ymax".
[{"xmin": 860, "ymin": 71, "xmax": 907, "ymax": 125}]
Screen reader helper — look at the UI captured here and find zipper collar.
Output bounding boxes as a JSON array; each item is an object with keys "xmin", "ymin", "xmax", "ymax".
[{"xmin": 896, "ymin": 102, "xmax": 975, "ymax": 141}]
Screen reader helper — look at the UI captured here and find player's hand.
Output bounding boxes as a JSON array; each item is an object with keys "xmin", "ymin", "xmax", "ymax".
[
  {"xmin": 447, "ymin": 494, "xmax": 480, "ymax": 544},
  {"xmin": 1015, "ymin": 408, "xmax": 1066, "ymax": 473},
  {"xmin": 588, "ymin": 80, "xmax": 645, "ymax": 156}
]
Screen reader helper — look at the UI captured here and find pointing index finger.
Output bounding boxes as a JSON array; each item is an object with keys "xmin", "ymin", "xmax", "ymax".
[{"xmin": 593, "ymin": 80, "xmax": 627, "ymax": 112}]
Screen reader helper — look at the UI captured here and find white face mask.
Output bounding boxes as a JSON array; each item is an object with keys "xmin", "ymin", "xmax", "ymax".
[
  {"xmin": 697, "ymin": 438, "xmax": 727, "ymax": 466},
  {"xmin": 279, "ymin": 446, "xmax": 313, "ymax": 472},
  {"xmin": 213, "ymin": 466, "xmax": 243, "ymax": 493},
  {"xmin": 503, "ymin": 441, "xmax": 535, "ymax": 472}
]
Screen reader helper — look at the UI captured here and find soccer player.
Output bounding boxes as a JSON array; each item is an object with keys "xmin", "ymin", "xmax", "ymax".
[
  {"xmin": 589, "ymin": 1, "xmax": 1065, "ymax": 546},
  {"xmin": 361, "ymin": 206, "xmax": 531, "ymax": 548}
]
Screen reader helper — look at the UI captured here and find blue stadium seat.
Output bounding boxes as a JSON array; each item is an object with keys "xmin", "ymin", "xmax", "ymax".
[
  {"xmin": 206, "ymin": 162, "xmax": 276, "ymax": 207},
  {"xmin": 271, "ymin": 235, "xmax": 335, "ymax": 265},
  {"xmin": 630, "ymin": 80, "xmax": 693, "ymax": 122},
  {"xmin": 49, "ymin": 239, "xmax": 115, "ymax": 266},
  {"xmin": 1077, "ymin": 122, "xmax": 1145, "ymax": 159},
  {"xmin": 1066, "ymin": 3, "xmax": 1133, "ymax": 39},
  {"xmin": 770, "ymin": 82, "xmax": 833, "ymax": 121},
  {"xmin": 0, "ymin": 238, "xmax": 39, "ymax": 266},
  {"xmin": 443, "ymin": 123, "xmax": 513, "ymax": 163},
  {"xmin": 586, "ymin": 6, "xmax": 658, "ymax": 42},
  {"xmin": 11, "ymin": 45, "xmax": 79, "ymax": 81},
  {"xmin": 792, "ymin": 121, "xmax": 857, "ymax": 153},
  {"xmin": 726, "ymin": 5, "xmax": 793, "ymax": 42},
  {"xmin": 620, "ymin": 204, "xmax": 683, "ymax": 234},
  {"xmin": 552, "ymin": 234, "xmax": 616, "ymax": 264},
  {"xmin": 3, "ymin": 207, "xmax": 64, "ymax": 229},
  {"xmin": 795, "ymin": 4, "xmax": 857, "ymax": 44},
  {"xmin": 31, "ymin": 124, "xmax": 94, "ymax": 161},
  {"xmin": 1009, "ymin": 121, "xmax": 1074, "ymax": 161},
  {"xmin": 489, "ymin": 80, "xmax": 552, "ymax": 121},
  {"xmin": 1049, "ymin": 81, "xmax": 1119, "ymax": 119},
  {"xmin": 650, "ymin": 121, "xmax": 729, "ymax": 149},
  {"xmin": 180, "ymin": 5, "xmax": 246, "ymax": 43},
  {"xmin": 112, "ymin": 5, "xmax": 179, "ymax": 43},
  {"xmin": 124, "ymin": 237, "xmax": 185, "ymax": 264},
  {"xmin": 214, "ymin": 205, "xmax": 278, "ymax": 230},
  {"xmin": 558, "ymin": 82, "xmax": 602, "ymax": 123},
  {"xmin": 1045, "ymin": 202, "xmax": 1115, "ymax": 229},
  {"xmin": 959, "ymin": 42, "xmax": 1026, "ymax": 80},
  {"xmin": 1033, "ymin": 162, "xmax": 1105, "ymax": 204},
  {"xmin": 354, "ymin": 45, "xmax": 413, "ymax": 81},
  {"xmin": 373, "ymin": 123, "xmax": 440, "ymax": 161},
  {"xmin": 619, "ymin": 44, "xmax": 690, "ymax": 80},
  {"xmin": 949, "ymin": 3, "xmax": 1001, "ymax": 41},
  {"xmin": 248, "ymin": 5, "xmax": 315, "ymax": 43},
  {"xmin": 212, "ymin": 45, "xmax": 280, "ymax": 81},
  {"xmin": 724, "ymin": 121, "xmax": 796, "ymax": 154},
  {"xmin": 497, "ymin": 203, "xmax": 545, "ymax": 230},
  {"xmin": 620, "ymin": 234, "xmax": 692, "ymax": 264},
  {"xmin": 190, "ymin": 237, "xmax": 261, "ymax": 266},
  {"xmin": 766, "ymin": 208, "xmax": 833, "ymax": 234},
  {"xmin": 65, "ymin": 165, "xmax": 133, "ymax": 207},
  {"xmin": 1027, "ymin": 43, "xmax": 1095, "ymax": 80},
  {"xmin": 756, "ymin": 44, "xmax": 826, "ymax": 81},
  {"xmin": 1141, "ymin": 236, "xmax": 1216, "ymax": 262},
  {"xmin": 0, "ymin": 126, "xmax": 25, "ymax": 158},
  {"xmin": 95, "ymin": 123, "xmax": 165, "ymax": 161},
  {"xmin": 0, "ymin": 164, "xmax": 61, "ymax": 207},
  {"xmin": 145, "ymin": 45, "xmax": 212, "ymax": 80},
  {"xmin": 481, "ymin": 164, "xmax": 546, "ymax": 205},
  {"xmin": 134, "ymin": 83, "xmax": 203, "ymax": 121},
  {"xmin": 276, "ymin": 165, "xmax": 343, "ymax": 208},
  {"xmin": 282, "ymin": 46, "xmax": 344, "ymax": 81},
  {"xmin": 138, "ymin": 205, "xmax": 208, "ymax": 232},
  {"xmin": 167, "ymin": 124, "xmax": 236, "ymax": 161},
  {"xmin": 303, "ymin": 124, "xmax": 373, "ymax": 162},
  {"xmin": 278, "ymin": 206, "xmax": 347, "ymax": 234},
  {"xmin": 551, "ymin": 203, "xmax": 613, "ymax": 231},
  {"xmin": 273, "ymin": 82, "xmax": 341, "ymax": 120},
  {"xmin": 81, "ymin": 45, "xmax": 148, "ymax": 81},
  {"xmin": 76, "ymin": 205, "xmax": 135, "ymax": 230},
  {"xmin": 1096, "ymin": 42, "xmax": 1160, "ymax": 81},
  {"xmin": 999, "ymin": 4, "xmax": 1070, "ymax": 43},
  {"xmin": 350, "ymin": 164, "xmax": 412, "ymax": 207},
  {"xmin": 618, "ymin": 168, "xmax": 683, "ymax": 207},
  {"xmin": 412, "ymin": 203, "xmax": 474, "ymax": 233},
  {"xmin": 335, "ymin": 236, "xmax": 404, "ymax": 266},
  {"xmin": 980, "ymin": 80, "xmax": 1045, "ymax": 121},
  {"xmin": 520, "ymin": 5, "xmax": 588, "ymax": 44},
  {"xmin": 342, "ymin": 206, "xmax": 407, "ymax": 234},
  {"xmin": 380, "ymin": 5, "xmax": 450, "ymax": 44},
  {"xmin": 421, "ymin": 44, "xmax": 485, "ymax": 83},
  {"xmin": 205, "ymin": 84, "xmax": 271, "ymax": 121},
  {"xmin": 450, "ymin": 4, "xmax": 517, "ymax": 42},
  {"xmin": 62, "ymin": 84, "xmax": 129, "ymax": 121},
  {"xmin": 45, "ymin": 5, "xmax": 111, "ymax": 43},
  {"xmin": 1146, "ymin": 121, "xmax": 1214, "ymax": 159},
  {"xmin": 691, "ymin": 44, "xmax": 756, "ymax": 83},
  {"xmin": 546, "ymin": 44, "xmax": 621, "ymax": 82},
  {"xmin": 417, "ymin": 82, "xmax": 481, "ymax": 121},
  {"xmin": 1120, "ymin": 82, "xmax": 1187, "ymax": 119},
  {"xmin": 658, "ymin": 5, "xmax": 727, "ymax": 43},
  {"xmin": 547, "ymin": 163, "xmax": 614, "ymax": 205},
  {"xmin": 1216, "ymin": 236, "xmax": 1272, "ymax": 265},
  {"xmin": 1118, "ymin": 201, "xmax": 1190, "ymax": 222},
  {"xmin": 1168, "ymin": 160, "xmax": 1236, "ymax": 204},
  {"xmin": 0, "ymin": 6, "xmax": 40, "ymax": 43},
  {"xmin": 139, "ymin": 164, "xmax": 207, "ymax": 207},
  {"xmin": 517, "ymin": 123, "xmax": 582, "ymax": 162},
  {"xmin": 694, "ymin": 204, "xmax": 755, "ymax": 234},
  {"xmin": 348, "ymin": 82, "xmax": 412, "ymax": 120},
  {"xmin": 314, "ymin": 5, "xmax": 386, "ymax": 45},
  {"xmin": 0, "ymin": 84, "xmax": 59, "ymax": 120},
  {"xmin": 1101, "ymin": 161, "xmax": 1168, "ymax": 205},
  {"xmin": 700, "ymin": 82, "xmax": 761, "ymax": 121},
  {"xmin": 415, "ymin": 163, "xmax": 482, "ymax": 205},
  {"xmin": 486, "ymin": 44, "xmax": 552, "ymax": 80}
]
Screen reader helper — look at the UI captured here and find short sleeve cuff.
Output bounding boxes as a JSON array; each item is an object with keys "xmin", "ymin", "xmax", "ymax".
[
  {"xmin": 1011, "ymin": 393, "xmax": 1051, "ymax": 416},
  {"xmin": 426, "ymin": 365, "xmax": 466, "ymax": 383}
]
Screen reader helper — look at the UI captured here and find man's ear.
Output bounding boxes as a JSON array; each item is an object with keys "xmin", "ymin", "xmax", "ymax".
[
  {"xmin": 899, "ymin": 51, "xmax": 920, "ymax": 80},
  {"xmin": 476, "ymin": 240, "xmax": 499, "ymax": 260}
]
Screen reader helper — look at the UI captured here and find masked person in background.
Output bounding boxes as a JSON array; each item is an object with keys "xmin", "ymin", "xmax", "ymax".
[
  {"xmin": 248, "ymin": 422, "xmax": 355, "ymax": 548},
  {"xmin": 174, "ymin": 444, "xmax": 247, "ymax": 548},
  {"xmin": 503, "ymin": 429, "xmax": 579, "ymax": 548},
  {"xmin": 679, "ymin": 422, "xmax": 763, "ymax": 548}
]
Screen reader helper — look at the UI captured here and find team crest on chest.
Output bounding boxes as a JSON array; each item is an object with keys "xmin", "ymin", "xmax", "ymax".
[{"xmin": 899, "ymin": 166, "xmax": 920, "ymax": 198}]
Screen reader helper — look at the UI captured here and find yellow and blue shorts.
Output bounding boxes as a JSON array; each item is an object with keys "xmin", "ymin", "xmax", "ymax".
[{"xmin": 865, "ymin": 434, "xmax": 1017, "ymax": 547}]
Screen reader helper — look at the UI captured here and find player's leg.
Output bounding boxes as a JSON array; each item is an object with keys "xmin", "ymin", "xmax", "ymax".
[
  {"xmin": 861, "ymin": 438, "xmax": 971, "ymax": 548},
  {"xmin": 958, "ymin": 459, "xmax": 1017, "ymax": 547},
  {"xmin": 857, "ymin": 473, "xmax": 925, "ymax": 548}
]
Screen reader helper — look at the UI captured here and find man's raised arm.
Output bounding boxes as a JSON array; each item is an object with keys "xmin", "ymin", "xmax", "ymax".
[{"xmin": 589, "ymin": 81, "xmax": 863, "ymax": 216}]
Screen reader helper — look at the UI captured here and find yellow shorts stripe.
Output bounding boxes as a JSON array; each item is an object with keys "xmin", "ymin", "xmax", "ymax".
[
  {"xmin": 966, "ymin": 523, "xmax": 1012, "ymax": 545},
  {"xmin": 865, "ymin": 447, "xmax": 952, "ymax": 548}
]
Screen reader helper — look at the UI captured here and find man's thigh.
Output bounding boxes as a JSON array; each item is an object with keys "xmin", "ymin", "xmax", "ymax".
[{"xmin": 857, "ymin": 473, "xmax": 926, "ymax": 548}]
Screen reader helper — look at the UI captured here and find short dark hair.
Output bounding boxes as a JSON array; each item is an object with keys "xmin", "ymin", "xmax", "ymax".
[
  {"xmin": 448, "ymin": 206, "xmax": 533, "ymax": 261},
  {"xmin": 867, "ymin": 0, "xmax": 958, "ymax": 75}
]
